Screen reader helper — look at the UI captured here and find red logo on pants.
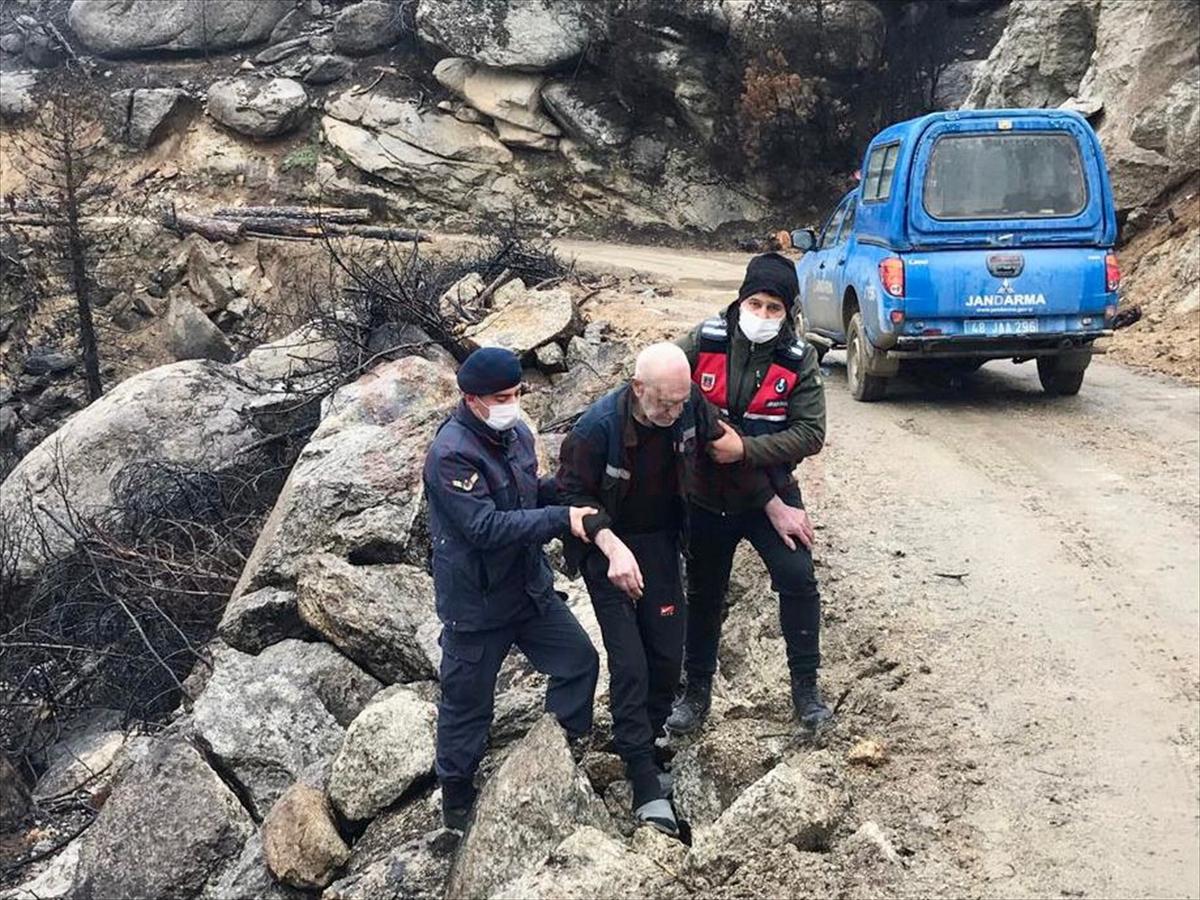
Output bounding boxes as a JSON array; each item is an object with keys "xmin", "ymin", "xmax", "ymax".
[{"xmin": 659, "ymin": 604, "xmax": 676, "ymax": 616}]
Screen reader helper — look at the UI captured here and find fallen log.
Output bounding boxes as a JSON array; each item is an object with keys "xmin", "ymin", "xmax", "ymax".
[
  {"xmin": 162, "ymin": 211, "xmax": 245, "ymax": 244},
  {"xmin": 212, "ymin": 205, "xmax": 371, "ymax": 224},
  {"xmin": 240, "ymin": 220, "xmax": 425, "ymax": 242},
  {"xmin": 334, "ymin": 224, "xmax": 427, "ymax": 242}
]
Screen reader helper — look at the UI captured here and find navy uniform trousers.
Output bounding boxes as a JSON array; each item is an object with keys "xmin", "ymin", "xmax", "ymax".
[{"xmin": 436, "ymin": 602, "xmax": 598, "ymax": 809}]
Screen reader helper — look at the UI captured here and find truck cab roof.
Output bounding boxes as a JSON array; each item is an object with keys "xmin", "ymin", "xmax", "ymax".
[{"xmin": 856, "ymin": 108, "xmax": 1117, "ymax": 250}]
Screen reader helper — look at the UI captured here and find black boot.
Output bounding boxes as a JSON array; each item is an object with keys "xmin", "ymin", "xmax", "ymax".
[
  {"xmin": 441, "ymin": 779, "xmax": 476, "ymax": 831},
  {"xmin": 792, "ymin": 673, "xmax": 833, "ymax": 731},
  {"xmin": 666, "ymin": 677, "xmax": 711, "ymax": 735}
]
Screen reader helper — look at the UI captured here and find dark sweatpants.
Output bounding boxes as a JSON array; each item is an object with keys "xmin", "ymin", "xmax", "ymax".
[
  {"xmin": 436, "ymin": 600, "xmax": 599, "ymax": 809},
  {"xmin": 582, "ymin": 530, "xmax": 685, "ymax": 808},
  {"xmin": 684, "ymin": 504, "xmax": 821, "ymax": 689}
]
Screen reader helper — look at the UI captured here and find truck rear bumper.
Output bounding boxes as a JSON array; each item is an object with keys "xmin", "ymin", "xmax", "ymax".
[{"xmin": 886, "ymin": 331, "xmax": 1111, "ymax": 360}]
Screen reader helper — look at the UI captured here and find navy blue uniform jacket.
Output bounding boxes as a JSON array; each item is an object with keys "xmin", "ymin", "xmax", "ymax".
[{"xmin": 423, "ymin": 402, "xmax": 568, "ymax": 632}]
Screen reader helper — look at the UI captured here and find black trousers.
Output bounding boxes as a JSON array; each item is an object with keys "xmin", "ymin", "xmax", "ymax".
[
  {"xmin": 684, "ymin": 503, "xmax": 821, "ymax": 688},
  {"xmin": 436, "ymin": 600, "xmax": 599, "ymax": 808},
  {"xmin": 583, "ymin": 530, "xmax": 684, "ymax": 807}
]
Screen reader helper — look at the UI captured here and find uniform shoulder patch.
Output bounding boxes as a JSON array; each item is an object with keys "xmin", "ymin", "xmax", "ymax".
[
  {"xmin": 779, "ymin": 337, "xmax": 809, "ymax": 359},
  {"xmin": 699, "ymin": 315, "xmax": 728, "ymax": 339},
  {"xmin": 451, "ymin": 470, "xmax": 480, "ymax": 492}
]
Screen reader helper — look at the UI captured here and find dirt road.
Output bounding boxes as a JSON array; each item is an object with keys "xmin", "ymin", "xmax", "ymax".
[{"xmin": 563, "ymin": 240, "xmax": 1200, "ymax": 898}]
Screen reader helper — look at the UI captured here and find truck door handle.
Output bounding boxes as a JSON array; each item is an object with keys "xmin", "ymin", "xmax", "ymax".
[{"xmin": 837, "ymin": 258, "xmax": 846, "ymax": 265}]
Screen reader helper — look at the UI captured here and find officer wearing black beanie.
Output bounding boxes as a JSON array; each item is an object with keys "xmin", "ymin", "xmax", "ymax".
[
  {"xmin": 423, "ymin": 347, "xmax": 601, "ymax": 830},
  {"xmin": 670, "ymin": 253, "xmax": 832, "ymax": 735}
]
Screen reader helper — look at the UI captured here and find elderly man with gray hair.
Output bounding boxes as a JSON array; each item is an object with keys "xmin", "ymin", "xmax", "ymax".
[{"xmin": 556, "ymin": 342, "xmax": 778, "ymax": 836}]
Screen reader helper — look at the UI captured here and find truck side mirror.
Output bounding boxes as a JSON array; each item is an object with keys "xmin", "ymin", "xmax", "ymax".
[{"xmin": 790, "ymin": 228, "xmax": 817, "ymax": 252}]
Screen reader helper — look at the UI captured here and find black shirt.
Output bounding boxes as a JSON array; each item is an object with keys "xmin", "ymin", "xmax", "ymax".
[{"xmin": 613, "ymin": 419, "xmax": 682, "ymax": 535}]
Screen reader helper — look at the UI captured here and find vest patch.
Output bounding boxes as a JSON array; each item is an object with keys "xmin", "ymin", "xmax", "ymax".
[
  {"xmin": 701, "ymin": 372, "xmax": 716, "ymax": 391},
  {"xmin": 774, "ymin": 376, "xmax": 788, "ymax": 394}
]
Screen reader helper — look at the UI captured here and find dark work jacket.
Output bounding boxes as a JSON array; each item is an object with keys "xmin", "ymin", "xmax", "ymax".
[
  {"xmin": 555, "ymin": 383, "xmax": 773, "ymax": 575},
  {"xmin": 676, "ymin": 302, "xmax": 826, "ymax": 511},
  {"xmin": 423, "ymin": 402, "xmax": 568, "ymax": 632}
]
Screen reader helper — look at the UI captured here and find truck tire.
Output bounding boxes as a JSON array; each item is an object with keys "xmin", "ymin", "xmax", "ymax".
[
  {"xmin": 1037, "ymin": 356, "xmax": 1087, "ymax": 396},
  {"xmin": 846, "ymin": 312, "xmax": 889, "ymax": 402}
]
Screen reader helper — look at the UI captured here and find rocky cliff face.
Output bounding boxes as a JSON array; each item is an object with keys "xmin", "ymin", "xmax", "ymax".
[
  {"xmin": 965, "ymin": 0, "xmax": 1199, "ymax": 213},
  {"xmin": 0, "ymin": 0, "xmax": 1008, "ymax": 239}
]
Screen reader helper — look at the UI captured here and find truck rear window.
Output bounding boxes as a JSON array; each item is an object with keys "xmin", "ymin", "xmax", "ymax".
[{"xmin": 923, "ymin": 132, "xmax": 1087, "ymax": 220}]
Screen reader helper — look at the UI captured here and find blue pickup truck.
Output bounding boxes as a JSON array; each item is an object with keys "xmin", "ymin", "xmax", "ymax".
[{"xmin": 791, "ymin": 109, "xmax": 1120, "ymax": 401}]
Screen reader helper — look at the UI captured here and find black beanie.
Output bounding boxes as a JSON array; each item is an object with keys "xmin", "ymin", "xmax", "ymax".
[
  {"xmin": 456, "ymin": 347, "xmax": 522, "ymax": 395},
  {"xmin": 737, "ymin": 252, "xmax": 800, "ymax": 310}
]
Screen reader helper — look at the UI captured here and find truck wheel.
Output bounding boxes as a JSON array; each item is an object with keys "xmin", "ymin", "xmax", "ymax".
[
  {"xmin": 1037, "ymin": 356, "xmax": 1087, "ymax": 396},
  {"xmin": 846, "ymin": 312, "xmax": 888, "ymax": 402}
]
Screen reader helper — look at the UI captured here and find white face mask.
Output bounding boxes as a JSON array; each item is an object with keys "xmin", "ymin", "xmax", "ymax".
[
  {"xmin": 738, "ymin": 309, "xmax": 784, "ymax": 344},
  {"xmin": 483, "ymin": 400, "xmax": 521, "ymax": 431}
]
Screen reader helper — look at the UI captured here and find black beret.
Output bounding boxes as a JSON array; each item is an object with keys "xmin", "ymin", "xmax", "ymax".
[
  {"xmin": 737, "ymin": 252, "xmax": 800, "ymax": 310},
  {"xmin": 456, "ymin": 347, "xmax": 522, "ymax": 395}
]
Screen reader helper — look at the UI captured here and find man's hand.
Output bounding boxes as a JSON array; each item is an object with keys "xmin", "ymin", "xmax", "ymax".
[
  {"xmin": 596, "ymin": 529, "xmax": 644, "ymax": 601},
  {"xmin": 568, "ymin": 506, "xmax": 599, "ymax": 543},
  {"xmin": 765, "ymin": 495, "xmax": 814, "ymax": 551},
  {"xmin": 707, "ymin": 420, "xmax": 745, "ymax": 464}
]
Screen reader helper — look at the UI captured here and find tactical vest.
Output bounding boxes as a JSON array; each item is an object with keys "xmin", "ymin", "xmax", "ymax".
[{"xmin": 692, "ymin": 316, "xmax": 807, "ymax": 437}]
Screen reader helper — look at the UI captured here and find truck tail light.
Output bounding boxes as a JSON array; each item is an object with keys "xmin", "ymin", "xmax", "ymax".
[
  {"xmin": 1105, "ymin": 253, "xmax": 1121, "ymax": 292},
  {"xmin": 879, "ymin": 257, "xmax": 905, "ymax": 297}
]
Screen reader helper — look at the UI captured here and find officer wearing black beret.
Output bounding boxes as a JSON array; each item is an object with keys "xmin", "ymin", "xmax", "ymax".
[{"xmin": 422, "ymin": 347, "xmax": 600, "ymax": 830}]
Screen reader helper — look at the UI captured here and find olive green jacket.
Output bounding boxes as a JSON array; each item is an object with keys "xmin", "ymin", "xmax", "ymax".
[{"xmin": 676, "ymin": 303, "xmax": 827, "ymax": 511}]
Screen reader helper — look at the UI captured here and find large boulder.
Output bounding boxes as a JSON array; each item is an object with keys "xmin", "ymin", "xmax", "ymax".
[
  {"xmin": 296, "ymin": 554, "xmax": 441, "ymax": 684},
  {"xmin": 262, "ymin": 782, "xmax": 350, "ymax": 889},
  {"xmin": 463, "ymin": 285, "xmax": 577, "ymax": 354},
  {"xmin": 1069, "ymin": 0, "xmax": 1200, "ymax": 210},
  {"xmin": 33, "ymin": 727, "xmax": 127, "ymax": 804},
  {"xmin": 327, "ymin": 90, "xmax": 513, "ymax": 164},
  {"xmin": 68, "ymin": 0, "xmax": 291, "ymax": 57},
  {"xmin": 0, "ymin": 360, "xmax": 302, "ymax": 591},
  {"xmin": 166, "ymin": 295, "xmax": 236, "ymax": 363},
  {"xmin": 416, "ymin": 0, "xmax": 596, "ymax": 71},
  {"xmin": 333, "ymin": 1, "xmax": 405, "ymax": 56},
  {"xmin": 725, "ymin": 0, "xmax": 886, "ymax": 73},
  {"xmin": 671, "ymin": 719, "xmax": 783, "ymax": 827},
  {"xmin": 433, "ymin": 58, "xmax": 561, "ymax": 136},
  {"xmin": 114, "ymin": 87, "xmax": 193, "ymax": 148},
  {"xmin": 207, "ymin": 77, "xmax": 309, "ymax": 139},
  {"xmin": 203, "ymin": 832, "xmax": 309, "ymax": 900},
  {"xmin": 217, "ymin": 586, "xmax": 311, "ymax": 655},
  {"xmin": 964, "ymin": 0, "xmax": 1100, "ymax": 109},
  {"xmin": 686, "ymin": 756, "xmax": 846, "ymax": 880},
  {"xmin": 492, "ymin": 826, "xmax": 672, "ymax": 899},
  {"xmin": 328, "ymin": 685, "xmax": 438, "ymax": 821},
  {"xmin": 231, "ymin": 356, "xmax": 458, "ymax": 602},
  {"xmin": 446, "ymin": 715, "xmax": 613, "ymax": 900},
  {"xmin": 933, "ymin": 59, "xmax": 984, "ymax": 110},
  {"xmin": 192, "ymin": 641, "xmax": 382, "ymax": 818},
  {"xmin": 74, "ymin": 740, "xmax": 254, "ymax": 899},
  {"xmin": 0, "ymin": 837, "xmax": 81, "ymax": 900},
  {"xmin": 320, "ymin": 116, "xmax": 497, "ymax": 206},
  {"xmin": 324, "ymin": 789, "xmax": 450, "ymax": 899},
  {"xmin": 235, "ymin": 320, "xmax": 341, "ymax": 386},
  {"xmin": 0, "ymin": 71, "xmax": 37, "ymax": 121},
  {"xmin": 541, "ymin": 81, "xmax": 632, "ymax": 151}
]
